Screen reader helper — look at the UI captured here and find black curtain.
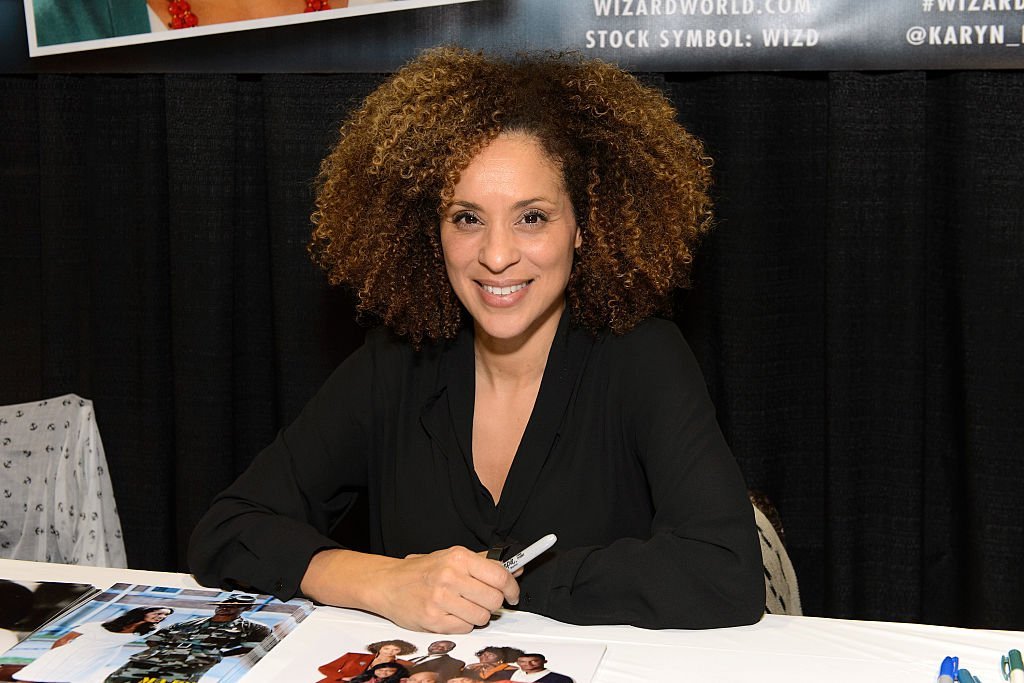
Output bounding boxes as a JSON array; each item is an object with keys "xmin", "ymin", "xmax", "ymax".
[{"xmin": 1, "ymin": 70, "xmax": 1021, "ymax": 630}]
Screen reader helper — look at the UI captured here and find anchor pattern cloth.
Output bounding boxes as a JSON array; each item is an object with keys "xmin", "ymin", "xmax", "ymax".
[{"xmin": 0, "ymin": 394, "xmax": 126, "ymax": 567}]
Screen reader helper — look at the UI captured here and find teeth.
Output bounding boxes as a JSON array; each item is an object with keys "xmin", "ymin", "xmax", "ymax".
[{"xmin": 482, "ymin": 282, "xmax": 529, "ymax": 296}]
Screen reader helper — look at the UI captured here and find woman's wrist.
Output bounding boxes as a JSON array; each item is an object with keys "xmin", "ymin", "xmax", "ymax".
[{"xmin": 300, "ymin": 548, "xmax": 397, "ymax": 612}]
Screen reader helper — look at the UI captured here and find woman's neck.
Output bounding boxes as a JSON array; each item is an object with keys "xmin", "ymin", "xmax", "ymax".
[{"xmin": 472, "ymin": 302, "xmax": 563, "ymax": 390}]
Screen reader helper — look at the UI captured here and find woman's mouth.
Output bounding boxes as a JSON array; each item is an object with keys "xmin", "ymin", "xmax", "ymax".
[{"xmin": 480, "ymin": 281, "xmax": 531, "ymax": 296}]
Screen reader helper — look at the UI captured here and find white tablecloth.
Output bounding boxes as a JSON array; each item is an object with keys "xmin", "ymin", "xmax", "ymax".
[{"xmin": 2, "ymin": 558, "xmax": 1020, "ymax": 683}]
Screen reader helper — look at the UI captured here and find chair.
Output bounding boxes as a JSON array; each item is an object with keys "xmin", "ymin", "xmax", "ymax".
[
  {"xmin": 0, "ymin": 394, "xmax": 127, "ymax": 567},
  {"xmin": 749, "ymin": 490, "xmax": 802, "ymax": 615}
]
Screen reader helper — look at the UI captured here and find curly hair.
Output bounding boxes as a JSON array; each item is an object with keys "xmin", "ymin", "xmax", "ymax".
[
  {"xmin": 366, "ymin": 639, "xmax": 417, "ymax": 656},
  {"xmin": 351, "ymin": 661, "xmax": 409, "ymax": 683},
  {"xmin": 311, "ymin": 46, "xmax": 713, "ymax": 344},
  {"xmin": 472, "ymin": 645, "xmax": 525, "ymax": 662}
]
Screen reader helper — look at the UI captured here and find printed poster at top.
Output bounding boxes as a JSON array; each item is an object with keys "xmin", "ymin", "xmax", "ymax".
[{"xmin": 22, "ymin": 0, "xmax": 485, "ymax": 57}]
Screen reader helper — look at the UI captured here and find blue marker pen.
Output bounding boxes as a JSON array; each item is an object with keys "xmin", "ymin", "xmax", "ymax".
[{"xmin": 938, "ymin": 656, "xmax": 958, "ymax": 683}]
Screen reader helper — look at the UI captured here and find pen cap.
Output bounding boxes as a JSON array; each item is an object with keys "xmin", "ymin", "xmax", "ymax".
[
  {"xmin": 1003, "ymin": 649, "xmax": 1024, "ymax": 677},
  {"xmin": 958, "ymin": 667, "xmax": 978, "ymax": 683},
  {"xmin": 941, "ymin": 656, "xmax": 959, "ymax": 678}
]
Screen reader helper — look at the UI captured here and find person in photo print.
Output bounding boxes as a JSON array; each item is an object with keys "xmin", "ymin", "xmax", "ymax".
[
  {"xmin": 317, "ymin": 639, "xmax": 416, "ymax": 682},
  {"xmin": 349, "ymin": 661, "xmax": 410, "ymax": 683},
  {"xmin": 403, "ymin": 672, "xmax": 441, "ymax": 683},
  {"xmin": 508, "ymin": 654, "xmax": 572, "ymax": 683},
  {"xmin": 12, "ymin": 607, "xmax": 173, "ymax": 683},
  {"xmin": 103, "ymin": 595, "xmax": 270, "ymax": 683},
  {"xmin": 460, "ymin": 646, "xmax": 524, "ymax": 681},
  {"xmin": 189, "ymin": 46, "xmax": 764, "ymax": 633},
  {"xmin": 407, "ymin": 640, "xmax": 464, "ymax": 683}
]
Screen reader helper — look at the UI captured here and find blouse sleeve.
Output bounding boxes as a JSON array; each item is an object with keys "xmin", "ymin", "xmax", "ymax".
[
  {"xmin": 518, "ymin": 320, "xmax": 765, "ymax": 629},
  {"xmin": 187, "ymin": 333, "xmax": 383, "ymax": 600}
]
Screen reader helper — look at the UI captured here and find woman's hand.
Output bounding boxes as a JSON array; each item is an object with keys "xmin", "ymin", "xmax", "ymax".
[{"xmin": 301, "ymin": 546, "xmax": 519, "ymax": 633}]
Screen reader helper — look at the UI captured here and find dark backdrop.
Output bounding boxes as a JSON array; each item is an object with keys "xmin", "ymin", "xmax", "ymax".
[{"xmin": 1, "ymin": 70, "xmax": 1021, "ymax": 630}]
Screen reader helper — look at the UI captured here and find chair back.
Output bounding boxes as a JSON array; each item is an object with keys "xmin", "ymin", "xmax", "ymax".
[
  {"xmin": 0, "ymin": 394, "xmax": 126, "ymax": 567},
  {"xmin": 750, "ymin": 493, "xmax": 802, "ymax": 615}
]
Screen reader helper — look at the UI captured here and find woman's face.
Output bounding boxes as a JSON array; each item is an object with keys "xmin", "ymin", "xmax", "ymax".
[
  {"xmin": 478, "ymin": 650, "xmax": 501, "ymax": 664},
  {"xmin": 378, "ymin": 644, "xmax": 401, "ymax": 657},
  {"xmin": 145, "ymin": 609, "xmax": 172, "ymax": 623},
  {"xmin": 440, "ymin": 133, "xmax": 580, "ymax": 349},
  {"xmin": 375, "ymin": 666, "xmax": 398, "ymax": 678}
]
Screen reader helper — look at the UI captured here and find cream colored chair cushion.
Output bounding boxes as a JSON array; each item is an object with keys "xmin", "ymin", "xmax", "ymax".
[{"xmin": 752, "ymin": 501, "xmax": 802, "ymax": 615}]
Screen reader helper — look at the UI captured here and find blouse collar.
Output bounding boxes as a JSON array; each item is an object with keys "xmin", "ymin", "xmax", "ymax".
[{"xmin": 420, "ymin": 307, "xmax": 597, "ymax": 546}]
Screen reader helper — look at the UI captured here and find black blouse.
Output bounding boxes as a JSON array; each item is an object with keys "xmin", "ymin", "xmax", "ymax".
[{"xmin": 188, "ymin": 314, "xmax": 764, "ymax": 629}]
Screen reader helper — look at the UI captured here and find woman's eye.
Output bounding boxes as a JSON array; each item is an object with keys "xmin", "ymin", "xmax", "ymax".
[
  {"xmin": 520, "ymin": 210, "xmax": 548, "ymax": 225},
  {"xmin": 451, "ymin": 211, "xmax": 481, "ymax": 227}
]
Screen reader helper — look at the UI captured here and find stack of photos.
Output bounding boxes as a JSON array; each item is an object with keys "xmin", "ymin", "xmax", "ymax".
[
  {"xmin": 0, "ymin": 583, "xmax": 313, "ymax": 683},
  {"xmin": 0, "ymin": 580, "xmax": 100, "ymax": 666}
]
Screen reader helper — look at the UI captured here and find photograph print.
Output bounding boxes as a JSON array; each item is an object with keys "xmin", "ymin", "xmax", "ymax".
[
  {"xmin": 241, "ymin": 617, "xmax": 604, "ymax": 683},
  {"xmin": 0, "ymin": 582, "xmax": 312, "ymax": 683},
  {"xmin": 23, "ymin": 0, "xmax": 486, "ymax": 56}
]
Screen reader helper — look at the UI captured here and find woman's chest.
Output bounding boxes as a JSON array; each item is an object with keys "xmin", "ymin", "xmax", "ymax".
[{"xmin": 372, "ymin": 387, "xmax": 655, "ymax": 556}]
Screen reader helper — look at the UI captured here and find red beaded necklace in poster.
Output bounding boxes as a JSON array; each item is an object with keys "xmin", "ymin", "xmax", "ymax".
[{"xmin": 166, "ymin": 0, "xmax": 330, "ymax": 29}]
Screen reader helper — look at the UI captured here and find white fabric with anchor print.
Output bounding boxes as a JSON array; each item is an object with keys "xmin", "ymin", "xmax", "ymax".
[{"xmin": 0, "ymin": 394, "xmax": 126, "ymax": 567}]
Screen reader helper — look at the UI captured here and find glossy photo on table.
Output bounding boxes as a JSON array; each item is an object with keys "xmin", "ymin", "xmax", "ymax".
[
  {"xmin": 250, "ymin": 617, "xmax": 604, "ymax": 683},
  {"xmin": 0, "ymin": 582, "xmax": 312, "ymax": 683},
  {"xmin": 0, "ymin": 575, "xmax": 603, "ymax": 683}
]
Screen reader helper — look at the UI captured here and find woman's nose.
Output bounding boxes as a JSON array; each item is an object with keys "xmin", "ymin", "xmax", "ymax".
[{"xmin": 478, "ymin": 225, "xmax": 520, "ymax": 272}]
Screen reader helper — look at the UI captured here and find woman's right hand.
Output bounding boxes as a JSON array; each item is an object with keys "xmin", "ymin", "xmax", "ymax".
[{"xmin": 300, "ymin": 546, "xmax": 519, "ymax": 633}]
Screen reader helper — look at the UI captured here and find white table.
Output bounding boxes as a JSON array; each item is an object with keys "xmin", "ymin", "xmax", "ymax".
[{"xmin": 2, "ymin": 558, "xmax": 1020, "ymax": 682}]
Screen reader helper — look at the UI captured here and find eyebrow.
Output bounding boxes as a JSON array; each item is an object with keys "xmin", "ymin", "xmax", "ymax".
[{"xmin": 448, "ymin": 197, "xmax": 554, "ymax": 211}]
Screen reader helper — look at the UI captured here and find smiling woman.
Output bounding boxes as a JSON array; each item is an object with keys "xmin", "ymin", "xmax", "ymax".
[
  {"xmin": 188, "ymin": 46, "xmax": 764, "ymax": 633},
  {"xmin": 440, "ymin": 134, "xmax": 583, "ymax": 501}
]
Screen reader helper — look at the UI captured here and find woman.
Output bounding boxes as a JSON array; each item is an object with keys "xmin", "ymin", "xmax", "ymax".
[
  {"xmin": 189, "ymin": 47, "xmax": 764, "ymax": 632},
  {"xmin": 317, "ymin": 639, "xmax": 416, "ymax": 682},
  {"xmin": 348, "ymin": 661, "xmax": 409, "ymax": 683},
  {"xmin": 13, "ymin": 606, "xmax": 173, "ymax": 683},
  {"xmin": 461, "ymin": 647, "xmax": 525, "ymax": 681}
]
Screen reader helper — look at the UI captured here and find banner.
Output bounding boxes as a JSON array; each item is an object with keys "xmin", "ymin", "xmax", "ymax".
[
  {"xmin": 578, "ymin": 0, "xmax": 1024, "ymax": 70},
  {"xmin": 5, "ymin": 0, "xmax": 1024, "ymax": 71}
]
